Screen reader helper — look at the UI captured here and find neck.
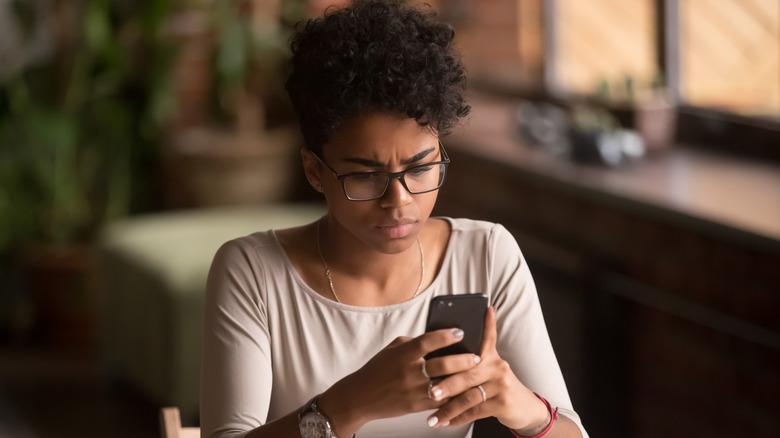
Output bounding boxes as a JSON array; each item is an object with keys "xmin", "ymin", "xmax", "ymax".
[{"xmin": 316, "ymin": 218, "xmax": 425, "ymax": 305}]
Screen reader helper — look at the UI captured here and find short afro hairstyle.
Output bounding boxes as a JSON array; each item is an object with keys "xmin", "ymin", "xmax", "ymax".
[{"xmin": 285, "ymin": 0, "xmax": 470, "ymax": 154}]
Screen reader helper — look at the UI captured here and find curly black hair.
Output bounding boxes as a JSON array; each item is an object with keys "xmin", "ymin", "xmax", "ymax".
[{"xmin": 285, "ymin": 0, "xmax": 470, "ymax": 153}]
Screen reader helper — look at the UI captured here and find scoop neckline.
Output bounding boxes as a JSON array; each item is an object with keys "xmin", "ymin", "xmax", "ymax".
[{"xmin": 270, "ymin": 217, "xmax": 456, "ymax": 313}]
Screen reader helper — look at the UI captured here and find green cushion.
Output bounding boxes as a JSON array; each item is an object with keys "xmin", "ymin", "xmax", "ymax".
[{"xmin": 97, "ymin": 204, "xmax": 326, "ymax": 418}]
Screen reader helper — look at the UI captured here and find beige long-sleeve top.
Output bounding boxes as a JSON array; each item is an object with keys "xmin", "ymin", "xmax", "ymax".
[{"xmin": 201, "ymin": 218, "xmax": 588, "ymax": 438}]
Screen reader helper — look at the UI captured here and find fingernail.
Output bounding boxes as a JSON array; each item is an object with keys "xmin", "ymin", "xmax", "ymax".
[
  {"xmin": 431, "ymin": 386, "xmax": 443, "ymax": 399},
  {"xmin": 427, "ymin": 415, "xmax": 439, "ymax": 427},
  {"xmin": 441, "ymin": 420, "xmax": 450, "ymax": 427},
  {"xmin": 474, "ymin": 355, "xmax": 481, "ymax": 363},
  {"xmin": 452, "ymin": 328, "xmax": 464, "ymax": 339}
]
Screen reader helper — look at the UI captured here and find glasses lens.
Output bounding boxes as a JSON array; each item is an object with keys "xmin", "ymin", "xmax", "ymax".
[
  {"xmin": 404, "ymin": 163, "xmax": 446, "ymax": 193},
  {"xmin": 343, "ymin": 174, "xmax": 390, "ymax": 200}
]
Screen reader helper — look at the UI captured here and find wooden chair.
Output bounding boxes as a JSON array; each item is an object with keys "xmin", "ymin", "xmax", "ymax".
[{"xmin": 160, "ymin": 407, "xmax": 200, "ymax": 438}]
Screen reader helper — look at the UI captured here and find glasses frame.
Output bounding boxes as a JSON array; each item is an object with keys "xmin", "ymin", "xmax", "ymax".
[{"xmin": 312, "ymin": 141, "xmax": 450, "ymax": 201}]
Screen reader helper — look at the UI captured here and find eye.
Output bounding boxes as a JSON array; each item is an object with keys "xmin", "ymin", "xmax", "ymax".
[
  {"xmin": 348, "ymin": 172, "xmax": 379, "ymax": 181},
  {"xmin": 407, "ymin": 165, "xmax": 433, "ymax": 176}
]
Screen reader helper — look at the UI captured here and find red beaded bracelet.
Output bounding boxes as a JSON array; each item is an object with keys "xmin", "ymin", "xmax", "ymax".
[{"xmin": 509, "ymin": 393, "xmax": 559, "ymax": 438}]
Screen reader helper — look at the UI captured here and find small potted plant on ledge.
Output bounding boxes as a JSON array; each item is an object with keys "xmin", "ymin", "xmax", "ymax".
[
  {"xmin": 596, "ymin": 73, "xmax": 678, "ymax": 154},
  {"xmin": 567, "ymin": 104, "xmax": 645, "ymax": 167}
]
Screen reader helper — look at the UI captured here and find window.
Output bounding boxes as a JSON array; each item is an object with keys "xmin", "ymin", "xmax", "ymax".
[
  {"xmin": 546, "ymin": 0, "xmax": 780, "ymax": 121},
  {"xmin": 547, "ymin": 0, "xmax": 659, "ymax": 100},
  {"xmin": 678, "ymin": 0, "xmax": 780, "ymax": 119}
]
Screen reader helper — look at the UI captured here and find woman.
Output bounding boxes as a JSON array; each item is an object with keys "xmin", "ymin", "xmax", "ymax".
[{"xmin": 200, "ymin": 1, "xmax": 588, "ymax": 437}]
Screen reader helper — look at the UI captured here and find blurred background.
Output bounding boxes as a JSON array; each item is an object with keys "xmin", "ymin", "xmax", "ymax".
[{"xmin": 0, "ymin": 0, "xmax": 778, "ymax": 437}]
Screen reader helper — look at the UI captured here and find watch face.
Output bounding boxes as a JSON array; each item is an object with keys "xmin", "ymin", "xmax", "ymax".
[{"xmin": 299, "ymin": 411, "xmax": 332, "ymax": 438}]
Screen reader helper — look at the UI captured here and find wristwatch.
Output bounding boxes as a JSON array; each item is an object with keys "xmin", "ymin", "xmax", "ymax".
[{"xmin": 299, "ymin": 395, "xmax": 337, "ymax": 438}]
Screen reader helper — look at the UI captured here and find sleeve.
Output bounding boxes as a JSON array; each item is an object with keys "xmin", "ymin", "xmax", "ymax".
[
  {"xmin": 200, "ymin": 238, "xmax": 273, "ymax": 438},
  {"xmin": 486, "ymin": 224, "xmax": 589, "ymax": 437}
]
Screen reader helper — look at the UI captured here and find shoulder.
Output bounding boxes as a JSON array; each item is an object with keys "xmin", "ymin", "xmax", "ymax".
[
  {"xmin": 216, "ymin": 229, "xmax": 277, "ymax": 253},
  {"xmin": 440, "ymin": 217, "xmax": 523, "ymax": 271},
  {"xmin": 442, "ymin": 217, "xmax": 515, "ymax": 245},
  {"xmin": 206, "ymin": 230, "xmax": 292, "ymax": 306},
  {"xmin": 211, "ymin": 230, "xmax": 282, "ymax": 270}
]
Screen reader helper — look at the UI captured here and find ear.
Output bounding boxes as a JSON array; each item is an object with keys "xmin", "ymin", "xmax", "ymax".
[{"xmin": 301, "ymin": 148, "xmax": 324, "ymax": 192}]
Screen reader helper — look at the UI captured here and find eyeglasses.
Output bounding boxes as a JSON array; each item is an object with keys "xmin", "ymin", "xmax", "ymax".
[{"xmin": 312, "ymin": 142, "xmax": 450, "ymax": 201}]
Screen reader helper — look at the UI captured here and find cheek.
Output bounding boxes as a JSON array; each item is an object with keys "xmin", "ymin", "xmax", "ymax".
[
  {"xmin": 325, "ymin": 193, "xmax": 371, "ymax": 225},
  {"xmin": 417, "ymin": 191, "xmax": 439, "ymax": 217},
  {"xmin": 325, "ymin": 189, "xmax": 439, "ymax": 226}
]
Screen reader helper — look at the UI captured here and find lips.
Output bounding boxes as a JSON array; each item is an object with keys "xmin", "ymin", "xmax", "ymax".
[{"xmin": 376, "ymin": 219, "xmax": 417, "ymax": 239}]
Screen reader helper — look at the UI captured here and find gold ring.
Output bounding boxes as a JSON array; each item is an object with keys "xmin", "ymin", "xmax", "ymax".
[{"xmin": 477, "ymin": 385, "xmax": 486, "ymax": 403}]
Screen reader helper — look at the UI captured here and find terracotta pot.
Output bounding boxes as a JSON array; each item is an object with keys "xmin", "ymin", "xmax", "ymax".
[
  {"xmin": 20, "ymin": 244, "xmax": 97, "ymax": 348},
  {"xmin": 633, "ymin": 98, "xmax": 677, "ymax": 153},
  {"xmin": 171, "ymin": 125, "xmax": 301, "ymax": 206}
]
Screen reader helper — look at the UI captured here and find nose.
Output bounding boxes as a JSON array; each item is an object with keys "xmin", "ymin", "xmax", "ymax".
[{"xmin": 378, "ymin": 175, "xmax": 413, "ymax": 208}]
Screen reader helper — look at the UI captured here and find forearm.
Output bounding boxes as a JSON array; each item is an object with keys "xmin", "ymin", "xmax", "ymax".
[
  {"xmin": 315, "ymin": 374, "xmax": 373, "ymax": 438},
  {"xmin": 243, "ymin": 376, "xmax": 368, "ymax": 438},
  {"xmin": 242, "ymin": 411, "xmax": 302, "ymax": 438}
]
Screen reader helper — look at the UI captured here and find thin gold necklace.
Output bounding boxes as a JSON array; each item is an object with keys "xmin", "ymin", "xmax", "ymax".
[{"xmin": 316, "ymin": 220, "xmax": 425, "ymax": 304}]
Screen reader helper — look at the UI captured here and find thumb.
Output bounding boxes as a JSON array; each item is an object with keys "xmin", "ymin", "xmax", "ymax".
[
  {"xmin": 388, "ymin": 336, "xmax": 414, "ymax": 348},
  {"xmin": 480, "ymin": 306, "xmax": 497, "ymax": 357}
]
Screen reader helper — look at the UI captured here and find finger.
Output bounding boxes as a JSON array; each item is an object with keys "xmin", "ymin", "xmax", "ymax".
[
  {"xmin": 480, "ymin": 306, "xmax": 497, "ymax": 357},
  {"xmin": 421, "ymin": 378, "xmax": 454, "ymax": 409},
  {"xmin": 411, "ymin": 328, "xmax": 465, "ymax": 358},
  {"xmin": 446, "ymin": 384, "xmax": 492, "ymax": 427},
  {"xmin": 424, "ymin": 353, "xmax": 481, "ymax": 379},
  {"xmin": 426, "ymin": 363, "xmax": 484, "ymax": 402},
  {"xmin": 427, "ymin": 385, "xmax": 491, "ymax": 428}
]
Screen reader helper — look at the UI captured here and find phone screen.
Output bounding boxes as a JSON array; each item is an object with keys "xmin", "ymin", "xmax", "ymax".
[{"xmin": 424, "ymin": 293, "xmax": 488, "ymax": 360}]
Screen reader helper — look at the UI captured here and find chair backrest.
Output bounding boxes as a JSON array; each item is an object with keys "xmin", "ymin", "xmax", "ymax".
[{"xmin": 160, "ymin": 407, "xmax": 200, "ymax": 438}]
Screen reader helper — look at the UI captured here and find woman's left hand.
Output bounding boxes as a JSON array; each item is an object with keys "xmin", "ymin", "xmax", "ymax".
[{"xmin": 423, "ymin": 306, "xmax": 550, "ymax": 432}]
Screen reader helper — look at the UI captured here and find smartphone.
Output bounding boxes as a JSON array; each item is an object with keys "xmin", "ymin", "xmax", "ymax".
[{"xmin": 424, "ymin": 293, "xmax": 488, "ymax": 360}]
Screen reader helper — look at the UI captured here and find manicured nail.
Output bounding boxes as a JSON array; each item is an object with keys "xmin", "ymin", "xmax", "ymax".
[
  {"xmin": 474, "ymin": 355, "xmax": 481, "ymax": 363},
  {"xmin": 427, "ymin": 415, "xmax": 439, "ymax": 427},
  {"xmin": 452, "ymin": 328, "xmax": 464, "ymax": 339},
  {"xmin": 431, "ymin": 386, "xmax": 443, "ymax": 399},
  {"xmin": 440, "ymin": 420, "xmax": 450, "ymax": 427}
]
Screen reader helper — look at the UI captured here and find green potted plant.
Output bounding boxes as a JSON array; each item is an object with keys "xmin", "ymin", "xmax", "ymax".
[
  {"xmin": 166, "ymin": 0, "xmax": 309, "ymax": 207},
  {"xmin": 0, "ymin": 0, "xmax": 177, "ymax": 345}
]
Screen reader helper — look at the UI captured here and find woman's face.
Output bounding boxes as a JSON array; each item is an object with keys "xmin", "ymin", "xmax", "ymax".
[{"xmin": 305, "ymin": 112, "xmax": 442, "ymax": 254}]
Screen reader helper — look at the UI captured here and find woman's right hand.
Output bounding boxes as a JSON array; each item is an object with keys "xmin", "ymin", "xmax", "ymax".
[{"xmin": 317, "ymin": 328, "xmax": 482, "ymax": 437}]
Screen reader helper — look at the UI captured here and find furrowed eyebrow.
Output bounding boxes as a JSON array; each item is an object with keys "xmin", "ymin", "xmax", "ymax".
[
  {"xmin": 403, "ymin": 148, "xmax": 436, "ymax": 165},
  {"xmin": 343, "ymin": 147, "xmax": 436, "ymax": 168}
]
